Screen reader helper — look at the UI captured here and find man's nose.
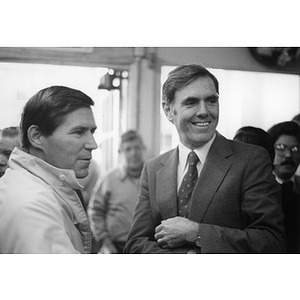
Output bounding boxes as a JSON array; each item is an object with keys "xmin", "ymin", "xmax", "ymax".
[
  {"xmin": 131, "ymin": 148, "xmax": 138, "ymax": 155},
  {"xmin": 284, "ymin": 149, "xmax": 293, "ymax": 158},
  {"xmin": 196, "ymin": 101, "xmax": 208, "ymax": 117},
  {"xmin": 85, "ymin": 134, "xmax": 98, "ymax": 150}
]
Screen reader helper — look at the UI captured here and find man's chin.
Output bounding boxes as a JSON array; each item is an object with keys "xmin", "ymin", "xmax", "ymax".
[
  {"xmin": 128, "ymin": 163, "xmax": 143, "ymax": 170},
  {"xmin": 277, "ymin": 168, "xmax": 296, "ymax": 179},
  {"xmin": 183, "ymin": 133, "xmax": 214, "ymax": 148},
  {"xmin": 280, "ymin": 165, "xmax": 296, "ymax": 172},
  {"xmin": 75, "ymin": 169, "xmax": 89, "ymax": 179}
]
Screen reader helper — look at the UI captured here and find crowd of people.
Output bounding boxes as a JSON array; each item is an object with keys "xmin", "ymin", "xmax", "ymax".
[{"xmin": 0, "ymin": 64, "xmax": 299, "ymax": 253}]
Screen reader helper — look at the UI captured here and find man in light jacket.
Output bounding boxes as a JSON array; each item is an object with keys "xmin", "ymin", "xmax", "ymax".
[{"xmin": 0, "ymin": 86, "xmax": 98, "ymax": 253}]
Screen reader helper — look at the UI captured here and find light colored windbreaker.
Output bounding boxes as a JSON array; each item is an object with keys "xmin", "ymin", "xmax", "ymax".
[{"xmin": 0, "ymin": 148, "xmax": 92, "ymax": 253}]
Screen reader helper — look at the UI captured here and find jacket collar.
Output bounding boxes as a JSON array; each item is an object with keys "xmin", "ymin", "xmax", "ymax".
[
  {"xmin": 157, "ymin": 148, "xmax": 179, "ymax": 219},
  {"xmin": 189, "ymin": 132, "xmax": 233, "ymax": 222},
  {"xmin": 10, "ymin": 148, "xmax": 83, "ymax": 190},
  {"xmin": 156, "ymin": 132, "xmax": 233, "ymax": 221}
]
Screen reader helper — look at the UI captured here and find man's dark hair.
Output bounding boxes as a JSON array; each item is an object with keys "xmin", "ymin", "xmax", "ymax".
[
  {"xmin": 267, "ymin": 121, "xmax": 300, "ymax": 145},
  {"xmin": 234, "ymin": 126, "xmax": 275, "ymax": 162},
  {"xmin": 162, "ymin": 64, "xmax": 219, "ymax": 105},
  {"xmin": 20, "ymin": 86, "xmax": 94, "ymax": 150}
]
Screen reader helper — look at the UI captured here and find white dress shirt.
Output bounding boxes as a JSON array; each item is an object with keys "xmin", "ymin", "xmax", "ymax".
[{"xmin": 177, "ymin": 134, "xmax": 216, "ymax": 192}]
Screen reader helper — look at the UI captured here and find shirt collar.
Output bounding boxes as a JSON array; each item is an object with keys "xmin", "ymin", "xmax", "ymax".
[
  {"xmin": 274, "ymin": 172, "xmax": 295, "ymax": 185},
  {"xmin": 178, "ymin": 133, "xmax": 216, "ymax": 172}
]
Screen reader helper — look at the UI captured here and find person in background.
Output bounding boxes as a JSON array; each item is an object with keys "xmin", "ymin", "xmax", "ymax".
[
  {"xmin": 124, "ymin": 64, "xmax": 286, "ymax": 254},
  {"xmin": 0, "ymin": 86, "xmax": 98, "ymax": 253},
  {"xmin": 267, "ymin": 121, "xmax": 300, "ymax": 194},
  {"xmin": 234, "ymin": 125, "xmax": 299, "ymax": 253},
  {"xmin": 0, "ymin": 126, "xmax": 21, "ymax": 178},
  {"xmin": 88, "ymin": 130, "xmax": 145, "ymax": 253},
  {"xmin": 292, "ymin": 113, "xmax": 300, "ymax": 177},
  {"xmin": 292, "ymin": 113, "xmax": 300, "ymax": 126},
  {"xmin": 233, "ymin": 126, "xmax": 275, "ymax": 163}
]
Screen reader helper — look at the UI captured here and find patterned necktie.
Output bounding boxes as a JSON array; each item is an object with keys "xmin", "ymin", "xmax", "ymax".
[{"xmin": 178, "ymin": 151, "xmax": 199, "ymax": 218}]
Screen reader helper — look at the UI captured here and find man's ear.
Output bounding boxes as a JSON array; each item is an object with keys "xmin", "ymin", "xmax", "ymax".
[
  {"xmin": 27, "ymin": 125, "xmax": 44, "ymax": 150},
  {"xmin": 162, "ymin": 102, "xmax": 174, "ymax": 123}
]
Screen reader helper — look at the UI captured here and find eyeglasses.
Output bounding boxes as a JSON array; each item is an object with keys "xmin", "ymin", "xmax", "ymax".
[{"xmin": 274, "ymin": 143, "xmax": 300, "ymax": 155}]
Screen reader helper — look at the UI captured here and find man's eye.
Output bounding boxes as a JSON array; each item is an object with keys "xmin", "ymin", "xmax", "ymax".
[
  {"xmin": 186, "ymin": 101, "xmax": 195, "ymax": 106},
  {"xmin": 74, "ymin": 130, "xmax": 85, "ymax": 136},
  {"xmin": 207, "ymin": 98, "xmax": 218, "ymax": 105}
]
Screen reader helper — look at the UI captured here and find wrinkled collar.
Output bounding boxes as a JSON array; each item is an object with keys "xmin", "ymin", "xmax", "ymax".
[{"xmin": 10, "ymin": 148, "xmax": 83, "ymax": 190}]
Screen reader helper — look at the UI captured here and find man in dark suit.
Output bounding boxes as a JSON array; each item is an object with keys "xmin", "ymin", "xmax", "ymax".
[
  {"xmin": 267, "ymin": 121, "xmax": 300, "ymax": 253},
  {"xmin": 268, "ymin": 121, "xmax": 300, "ymax": 194},
  {"xmin": 124, "ymin": 64, "xmax": 286, "ymax": 253}
]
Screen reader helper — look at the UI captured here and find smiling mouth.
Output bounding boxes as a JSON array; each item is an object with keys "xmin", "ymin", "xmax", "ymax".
[{"xmin": 192, "ymin": 121, "xmax": 210, "ymax": 127}]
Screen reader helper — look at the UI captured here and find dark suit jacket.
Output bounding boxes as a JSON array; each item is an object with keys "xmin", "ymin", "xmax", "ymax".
[
  {"xmin": 293, "ymin": 175, "xmax": 300, "ymax": 194},
  {"xmin": 124, "ymin": 132, "xmax": 286, "ymax": 253},
  {"xmin": 281, "ymin": 185, "xmax": 300, "ymax": 253}
]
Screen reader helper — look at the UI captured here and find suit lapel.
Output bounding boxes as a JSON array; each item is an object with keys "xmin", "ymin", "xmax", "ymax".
[
  {"xmin": 189, "ymin": 133, "xmax": 233, "ymax": 222},
  {"xmin": 157, "ymin": 148, "xmax": 178, "ymax": 219}
]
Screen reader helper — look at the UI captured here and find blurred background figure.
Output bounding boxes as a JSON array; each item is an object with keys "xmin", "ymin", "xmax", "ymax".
[
  {"xmin": 233, "ymin": 126, "xmax": 275, "ymax": 163},
  {"xmin": 292, "ymin": 113, "xmax": 300, "ymax": 127},
  {"xmin": 234, "ymin": 125, "xmax": 300, "ymax": 252},
  {"xmin": 0, "ymin": 126, "xmax": 20, "ymax": 178},
  {"xmin": 88, "ymin": 130, "xmax": 146, "ymax": 253},
  {"xmin": 292, "ymin": 113, "xmax": 300, "ymax": 177}
]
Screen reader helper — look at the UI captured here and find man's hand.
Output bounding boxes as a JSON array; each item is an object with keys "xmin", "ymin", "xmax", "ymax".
[{"xmin": 154, "ymin": 217, "xmax": 198, "ymax": 249}]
